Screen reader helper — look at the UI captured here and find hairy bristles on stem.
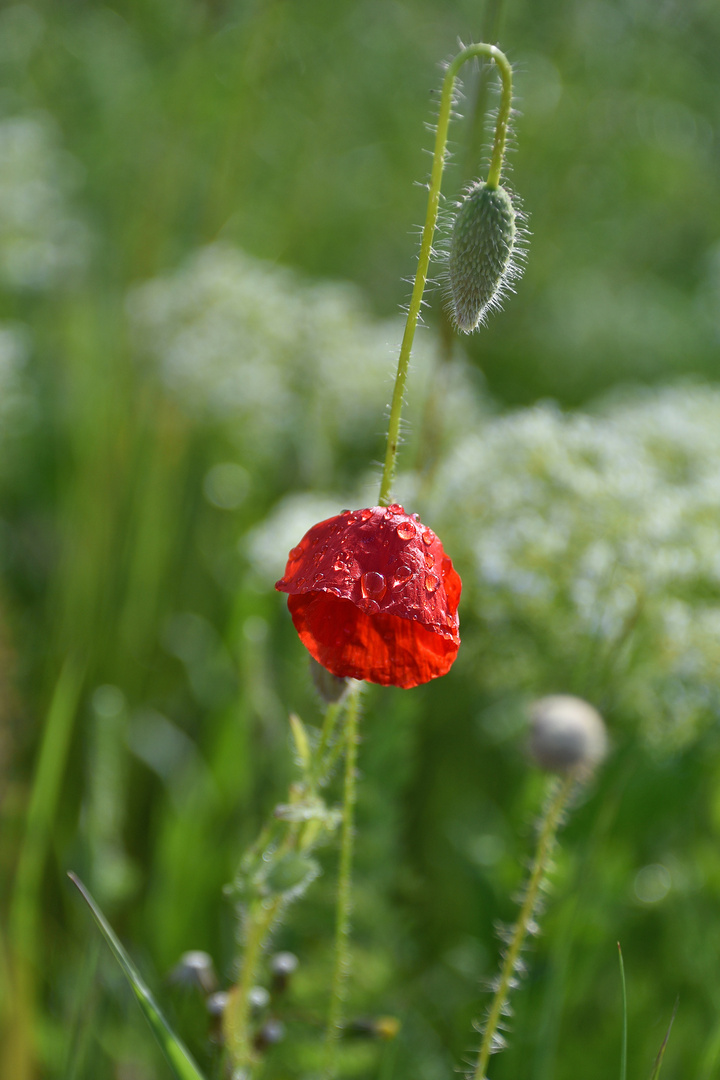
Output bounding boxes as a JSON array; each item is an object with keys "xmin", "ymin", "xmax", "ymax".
[
  {"xmin": 469, "ymin": 696, "xmax": 607, "ymax": 1080},
  {"xmin": 378, "ymin": 42, "xmax": 515, "ymax": 507}
]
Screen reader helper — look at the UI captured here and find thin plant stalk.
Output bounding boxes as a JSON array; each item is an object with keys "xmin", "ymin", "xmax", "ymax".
[
  {"xmin": 473, "ymin": 772, "xmax": 575, "ymax": 1080},
  {"xmin": 224, "ymin": 895, "xmax": 285, "ymax": 1067},
  {"xmin": 378, "ymin": 43, "xmax": 512, "ymax": 506},
  {"xmin": 3, "ymin": 660, "xmax": 84, "ymax": 1080},
  {"xmin": 323, "ymin": 682, "xmax": 362, "ymax": 1076},
  {"xmin": 223, "ymin": 686, "xmax": 361, "ymax": 1072}
]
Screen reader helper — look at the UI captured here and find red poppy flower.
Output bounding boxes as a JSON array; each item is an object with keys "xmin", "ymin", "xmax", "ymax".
[{"xmin": 275, "ymin": 505, "xmax": 461, "ymax": 689}]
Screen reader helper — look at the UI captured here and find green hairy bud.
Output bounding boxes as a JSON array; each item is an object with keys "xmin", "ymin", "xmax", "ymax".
[{"xmin": 448, "ymin": 181, "xmax": 518, "ymax": 333}]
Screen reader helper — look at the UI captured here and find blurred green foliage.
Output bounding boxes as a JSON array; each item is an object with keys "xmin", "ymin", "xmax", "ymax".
[{"xmin": 1, "ymin": 1, "xmax": 719, "ymax": 1079}]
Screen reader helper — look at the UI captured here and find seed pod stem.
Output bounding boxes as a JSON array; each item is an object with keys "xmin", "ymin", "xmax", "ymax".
[
  {"xmin": 472, "ymin": 773, "xmax": 574, "ymax": 1080},
  {"xmin": 378, "ymin": 43, "xmax": 513, "ymax": 507}
]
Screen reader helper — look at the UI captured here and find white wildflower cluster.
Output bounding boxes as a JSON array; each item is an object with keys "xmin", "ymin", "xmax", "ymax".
[
  {"xmin": 0, "ymin": 113, "xmax": 89, "ymax": 290},
  {"xmin": 431, "ymin": 385, "xmax": 720, "ymax": 745},
  {"xmin": 127, "ymin": 244, "xmax": 482, "ymax": 484}
]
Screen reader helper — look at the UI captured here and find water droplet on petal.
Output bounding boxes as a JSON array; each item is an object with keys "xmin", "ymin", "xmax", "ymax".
[
  {"xmin": 388, "ymin": 503, "xmax": 404, "ymax": 514},
  {"xmin": 296, "ymin": 575, "xmax": 307, "ymax": 587},
  {"xmin": 289, "ymin": 545, "xmax": 303, "ymax": 560},
  {"xmin": 393, "ymin": 565, "xmax": 413, "ymax": 587},
  {"xmin": 333, "ymin": 550, "xmax": 353, "ymax": 571},
  {"xmin": 424, "ymin": 551, "xmax": 434, "ymax": 569},
  {"xmin": 422, "ymin": 529, "xmax": 435, "ymax": 546},
  {"xmin": 396, "ymin": 521, "xmax": 416, "ymax": 540},
  {"xmin": 363, "ymin": 598, "xmax": 380, "ymax": 614},
  {"xmin": 361, "ymin": 571, "xmax": 386, "ymax": 601},
  {"xmin": 424, "ymin": 573, "xmax": 440, "ymax": 594},
  {"xmin": 360, "ymin": 508, "xmax": 373, "ymax": 521}
]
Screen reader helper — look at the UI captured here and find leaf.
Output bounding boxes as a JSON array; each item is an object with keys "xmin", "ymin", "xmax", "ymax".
[
  {"xmin": 68, "ymin": 873, "xmax": 208, "ymax": 1080},
  {"xmin": 648, "ymin": 999, "xmax": 678, "ymax": 1080}
]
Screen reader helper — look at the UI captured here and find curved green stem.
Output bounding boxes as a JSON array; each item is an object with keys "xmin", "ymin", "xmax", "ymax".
[
  {"xmin": 323, "ymin": 682, "xmax": 362, "ymax": 1077},
  {"xmin": 224, "ymin": 895, "xmax": 283, "ymax": 1068},
  {"xmin": 377, "ymin": 43, "xmax": 513, "ymax": 506},
  {"xmin": 473, "ymin": 772, "xmax": 574, "ymax": 1080}
]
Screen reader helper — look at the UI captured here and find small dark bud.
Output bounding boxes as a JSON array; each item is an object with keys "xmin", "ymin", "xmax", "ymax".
[
  {"xmin": 206, "ymin": 990, "xmax": 229, "ymax": 1017},
  {"xmin": 168, "ymin": 950, "xmax": 217, "ymax": 995},
  {"xmin": 254, "ymin": 1018, "xmax": 286, "ymax": 1051},
  {"xmin": 270, "ymin": 950, "xmax": 299, "ymax": 994},
  {"xmin": 248, "ymin": 986, "xmax": 270, "ymax": 1013}
]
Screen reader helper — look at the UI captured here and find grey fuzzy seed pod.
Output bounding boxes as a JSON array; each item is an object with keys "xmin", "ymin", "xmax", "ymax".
[
  {"xmin": 448, "ymin": 182, "xmax": 517, "ymax": 332},
  {"xmin": 529, "ymin": 695, "xmax": 607, "ymax": 774}
]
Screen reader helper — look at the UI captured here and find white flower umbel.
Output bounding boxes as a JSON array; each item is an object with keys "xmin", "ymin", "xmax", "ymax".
[
  {"xmin": 0, "ymin": 114, "xmax": 89, "ymax": 290},
  {"xmin": 431, "ymin": 384, "xmax": 720, "ymax": 746}
]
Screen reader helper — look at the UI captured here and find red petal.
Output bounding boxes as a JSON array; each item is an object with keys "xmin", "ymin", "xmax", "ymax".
[{"xmin": 276, "ymin": 506, "xmax": 461, "ymax": 688}]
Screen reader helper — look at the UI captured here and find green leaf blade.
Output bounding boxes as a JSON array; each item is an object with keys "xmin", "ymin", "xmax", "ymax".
[
  {"xmin": 648, "ymin": 1000, "xmax": 678, "ymax": 1080},
  {"xmin": 68, "ymin": 873, "xmax": 208, "ymax": 1080}
]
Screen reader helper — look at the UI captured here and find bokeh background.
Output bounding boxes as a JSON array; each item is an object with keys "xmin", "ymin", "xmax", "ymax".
[{"xmin": 1, "ymin": 1, "xmax": 719, "ymax": 1078}]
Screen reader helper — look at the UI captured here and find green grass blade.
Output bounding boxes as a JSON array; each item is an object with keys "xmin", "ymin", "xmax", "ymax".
[
  {"xmin": 648, "ymin": 1000, "xmax": 677, "ymax": 1080},
  {"xmin": 68, "ymin": 873, "xmax": 208, "ymax": 1080},
  {"xmin": 617, "ymin": 942, "xmax": 627, "ymax": 1080},
  {"xmin": 10, "ymin": 659, "xmax": 84, "ymax": 963}
]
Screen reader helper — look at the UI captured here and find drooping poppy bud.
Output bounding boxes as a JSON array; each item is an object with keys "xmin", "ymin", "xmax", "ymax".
[
  {"xmin": 448, "ymin": 181, "xmax": 519, "ymax": 332},
  {"xmin": 275, "ymin": 506, "xmax": 461, "ymax": 689}
]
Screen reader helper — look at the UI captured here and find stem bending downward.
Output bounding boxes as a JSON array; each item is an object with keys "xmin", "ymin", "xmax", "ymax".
[{"xmin": 378, "ymin": 43, "xmax": 513, "ymax": 507}]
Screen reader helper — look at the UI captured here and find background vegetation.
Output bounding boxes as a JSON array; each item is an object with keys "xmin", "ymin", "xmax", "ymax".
[{"xmin": 1, "ymin": 1, "xmax": 719, "ymax": 1078}]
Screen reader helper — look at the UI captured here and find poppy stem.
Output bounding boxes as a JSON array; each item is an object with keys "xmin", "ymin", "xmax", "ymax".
[
  {"xmin": 377, "ymin": 43, "xmax": 513, "ymax": 507},
  {"xmin": 472, "ymin": 772, "xmax": 575, "ymax": 1080},
  {"xmin": 323, "ymin": 681, "xmax": 363, "ymax": 1077}
]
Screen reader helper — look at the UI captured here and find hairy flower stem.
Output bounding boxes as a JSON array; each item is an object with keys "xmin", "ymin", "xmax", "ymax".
[
  {"xmin": 473, "ymin": 772, "xmax": 575, "ymax": 1080},
  {"xmin": 225, "ymin": 895, "xmax": 284, "ymax": 1068},
  {"xmin": 224, "ymin": 691, "xmax": 358, "ymax": 1071},
  {"xmin": 323, "ymin": 682, "xmax": 362, "ymax": 1077},
  {"xmin": 378, "ymin": 42, "xmax": 512, "ymax": 506}
]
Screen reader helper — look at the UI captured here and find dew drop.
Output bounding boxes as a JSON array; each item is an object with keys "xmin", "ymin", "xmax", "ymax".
[
  {"xmin": 424, "ymin": 551, "xmax": 435, "ymax": 569},
  {"xmin": 393, "ymin": 565, "xmax": 413, "ymax": 587},
  {"xmin": 388, "ymin": 503, "xmax": 404, "ymax": 514},
  {"xmin": 333, "ymin": 550, "xmax": 353, "ymax": 571},
  {"xmin": 289, "ymin": 545, "xmax": 303, "ymax": 560},
  {"xmin": 360, "ymin": 508, "xmax": 373, "ymax": 521},
  {"xmin": 361, "ymin": 571, "xmax": 386, "ymax": 601},
  {"xmin": 296, "ymin": 575, "xmax": 307, "ymax": 587},
  {"xmin": 396, "ymin": 521, "xmax": 416, "ymax": 540},
  {"xmin": 363, "ymin": 598, "xmax": 381, "ymax": 613},
  {"xmin": 424, "ymin": 573, "xmax": 440, "ymax": 594},
  {"xmin": 421, "ymin": 529, "xmax": 435, "ymax": 546}
]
